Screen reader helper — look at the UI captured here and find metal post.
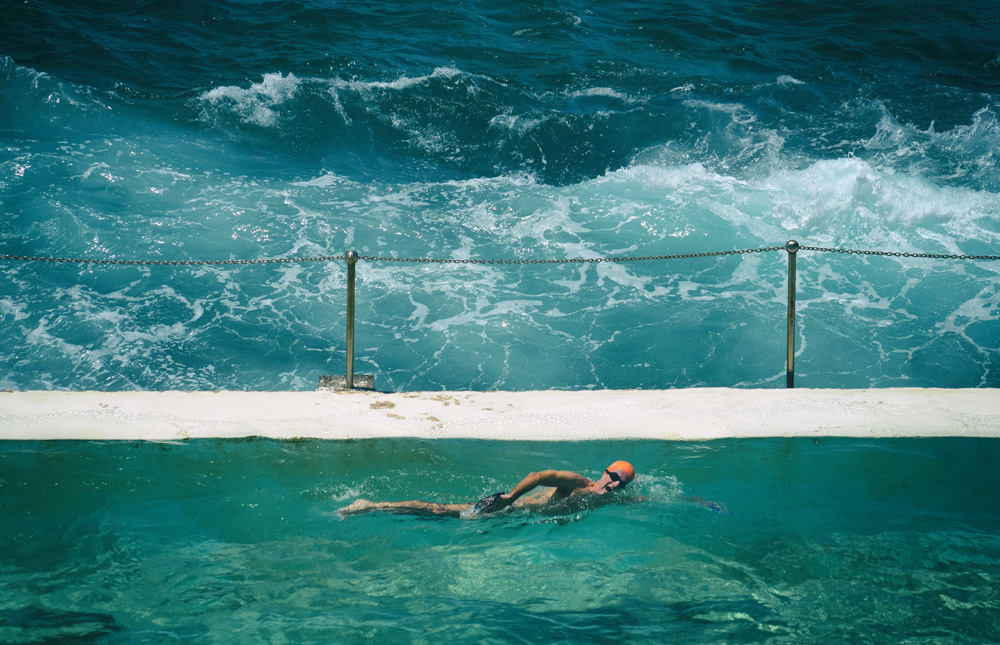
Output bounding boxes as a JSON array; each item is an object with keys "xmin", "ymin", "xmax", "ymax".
[
  {"xmin": 345, "ymin": 250, "xmax": 358, "ymax": 389},
  {"xmin": 785, "ymin": 240, "xmax": 799, "ymax": 388}
]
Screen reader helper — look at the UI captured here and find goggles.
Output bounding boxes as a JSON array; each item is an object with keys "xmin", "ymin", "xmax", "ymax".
[{"xmin": 605, "ymin": 469, "xmax": 630, "ymax": 486}]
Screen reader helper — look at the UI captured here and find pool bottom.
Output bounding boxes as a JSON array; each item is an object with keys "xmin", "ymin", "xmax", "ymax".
[{"xmin": 1, "ymin": 437, "xmax": 998, "ymax": 642}]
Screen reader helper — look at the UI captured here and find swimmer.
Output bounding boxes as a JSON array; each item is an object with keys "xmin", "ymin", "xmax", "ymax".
[{"xmin": 338, "ymin": 460, "xmax": 641, "ymax": 519}]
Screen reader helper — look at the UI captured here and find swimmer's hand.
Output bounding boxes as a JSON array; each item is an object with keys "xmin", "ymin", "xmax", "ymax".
[
  {"xmin": 459, "ymin": 492, "xmax": 510, "ymax": 519},
  {"xmin": 470, "ymin": 492, "xmax": 515, "ymax": 514}
]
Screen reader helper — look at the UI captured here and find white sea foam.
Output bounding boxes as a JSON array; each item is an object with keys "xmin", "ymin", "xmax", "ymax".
[
  {"xmin": 777, "ymin": 75, "xmax": 805, "ymax": 86},
  {"xmin": 8, "ymin": 78, "xmax": 997, "ymax": 393},
  {"xmin": 0, "ymin": 55, "xmax": 102, "ymax": 115},
  {"xmin": 0, "ymin": 298, "xmax": 28, "ymax": 321},
  {"xmin": 759, "ymin": 157, "xmax": 1000, "ymax": 249},
  {"xmin": 424, "ymin": 298, "xmax": 543, "ymax": 333},
  {"xmin": 291, "ymin": 172, "xmax": 351, "ymax": 188},
  {"xmin": 488, "ymin": 113, "xmax": 553, "ymax": 134},
  {"xmin": 199, "ymin": 73, "xmax": 302, "ymax": 127},
  {"xmin": 938, "ymin": 283, "xmax": 1000, "ymax": 338},
  {"xmin": 567, "ymin": 87, "xmax": 634, "ymax": 102},
  {"xmin": 682, "ymin": 99, "xmax": 758, "ymax": 124},
  {"xmin": 331, "ymin": 66, "xmax": 467, "ymax": 93}
]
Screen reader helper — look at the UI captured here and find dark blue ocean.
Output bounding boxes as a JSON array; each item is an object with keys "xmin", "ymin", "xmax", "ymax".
[{"xmin": 2, "ymin": 0, "xmax": 999, "ymax": 391}]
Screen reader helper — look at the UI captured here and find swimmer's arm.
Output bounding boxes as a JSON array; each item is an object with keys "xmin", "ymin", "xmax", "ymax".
[
  {"xmin": 485, "ymin": 470, "xmax": 590, "ymax": 511},
  {"xmin": 511, "ymin": 470, "xmax": 589, "ymax": 498}
]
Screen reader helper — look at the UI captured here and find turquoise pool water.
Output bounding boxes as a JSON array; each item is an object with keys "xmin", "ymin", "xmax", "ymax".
[{"xmin": 2, "ymin": 438, "xmax": 998, "ymax": 642}]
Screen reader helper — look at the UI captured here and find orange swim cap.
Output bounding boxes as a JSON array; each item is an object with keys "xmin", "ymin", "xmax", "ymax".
[{"xmin": 606, "ymin": 460, "xmax": 635, "ymax": 485}]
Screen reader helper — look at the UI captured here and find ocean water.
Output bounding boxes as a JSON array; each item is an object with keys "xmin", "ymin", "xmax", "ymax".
[
  {"xmin": 1, "ymin": 438, "xmax": 999, "ymax": 642},
  {"xmin": 2, "ymin": 0, "xmax": 999, "ymax": 391}
]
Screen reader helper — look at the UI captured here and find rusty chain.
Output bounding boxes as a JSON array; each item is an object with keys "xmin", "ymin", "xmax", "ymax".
[{"xmin": 1, "ymin": 244, "xmax": 998, "ymax": 266}]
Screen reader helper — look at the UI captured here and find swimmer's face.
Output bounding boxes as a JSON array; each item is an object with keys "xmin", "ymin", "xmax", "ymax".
[
  {"xmin": 603, "ymin": 469, "xmax": 631, "ymax": 491},
  {"xmin": 604, "ymin": 461, "xmax": 635, "ymax": 489}
]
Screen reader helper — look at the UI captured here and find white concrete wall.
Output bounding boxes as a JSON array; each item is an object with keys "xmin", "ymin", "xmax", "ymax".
[{"xmin": 1, "ymin": 388, "xmax": 998, "ymax": 441}]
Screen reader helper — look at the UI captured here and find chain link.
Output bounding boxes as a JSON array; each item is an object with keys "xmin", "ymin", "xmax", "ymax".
[
  {"xmin": 0, "ymin": 247, "xmax": 782, "ymax": 266},
  {"xmin": 799, "ymin": 246, "xmax": 1000, "ymax": 261},
  {"xmin": 359, "ymin": 246, "xmax": 785, "ymax": 264},
  {"xmin": 2, "ymin": 244, "xmax": 998, "ymax": 266},
  {"xmin": 0, "ymin": 254, "xmax": 346, "ymax": 266}
]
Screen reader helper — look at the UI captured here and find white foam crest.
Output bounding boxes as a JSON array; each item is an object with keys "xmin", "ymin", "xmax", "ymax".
[
  {"xmin": 682, "ymin": 99, "xmax": 758, "ymax": 125},
  {"xmin": 934, "ymin": 107, "xmax": 999, "ymax": 162},
  {"xmin": 199, "ymin": 72, "xmax": 301, "ymax": 127},
  {"xmin": 509, "ymin": 195, "xmax": 590, "ymax": 244},
  {"xmin": 399, "ymin": 118, "xmax": 460, "ymax": 156},
  {"xmin": 860, "ymin": 105, "xmax": 1000, "ymax": 190},
  {"xmin": 567, "ymin": 87, "xmax": 634, "ymax": 102},
  {"xmin": 600, "ymin": 161, "xmax": 747, "ymax": 192},
  {"xmin": 358, "ymin": 261, "xmax": 505, "ymax": 308},
  {"xmin": 865, "ymin": 111, "xmax": 922, "ymax": 153},
  {"xmin": 323, "ymin": 66, "xmax": 495, "ymax": 138},
  {"xmin": 866, "ymin": 105, "xmax": 1000, "ymax": 156},
  {"xmin": 435, "ymin": 171, "xmax": 538, "ymax": 192},
  {"xmin": 291, "ymin": 172, "xmax": 352, "ymax": 188},
  {"xmin": 488, "ymin": 112, "xmax": 554, "ymax": 135},
  {"xmin": 0, "ymin": 55, "xmax": 96, "ymax": 112},
  {"xmin": 332, "ymin": 66, "xmax": 466, "ymax": 92},
  {"xmin": 875, "ymin": 175, "xmax": 1000, "ymax": 238},
  {"xmin": 763, "ymin": 157, "xmax": 879, "ymax": 232},
  {"xmin": 296, "ymin": 86, "xmax": 463, "ymax": 157},
  {"xmin": 588, "ymin": 161, "xmax": 787, "ymax": 243},
  {"xmin": 0, "ymin": 55, "xmax": 50, "ymax": 86},
  {"xmin": 592, "ymin": 152, "xmax": 997, "ymax": 260},
  {"xmin": 762, "ymin": 158, "xmax": 1000, "ymax": 248}
]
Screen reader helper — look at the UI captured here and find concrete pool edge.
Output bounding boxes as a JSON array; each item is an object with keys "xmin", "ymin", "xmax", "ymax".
[{"xmin": 1, "ymin": 387, "xmax": 998, "ymax": 441}]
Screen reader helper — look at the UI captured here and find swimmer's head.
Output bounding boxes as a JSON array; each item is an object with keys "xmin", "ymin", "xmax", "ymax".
[{"xmin": 604, "ymin": 460, "xmax": 636, "ymax": 488}]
